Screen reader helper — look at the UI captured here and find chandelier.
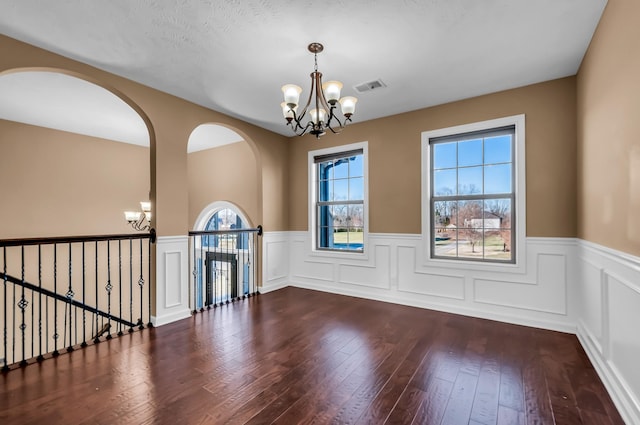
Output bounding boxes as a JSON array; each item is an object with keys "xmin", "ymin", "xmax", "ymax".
[
  {"xmin": 124, "ymin": 201, "xmax": 151, "ymax": 231},
  {"xmin": 281, "ymin": 42, "xmax": 358, "ymax": 138}
]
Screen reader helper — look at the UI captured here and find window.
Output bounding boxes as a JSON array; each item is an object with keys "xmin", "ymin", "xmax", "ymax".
[
  {"xmin": 203, "ymin": 208, "xmax": 248, "ymax": 249},
  {"xmin": 310, "ymin": 143, "xmax": 367, "ymax": 253},
  {"xmin": 423, "ymin": 115, "xmax": 525, "ymax": 267}
]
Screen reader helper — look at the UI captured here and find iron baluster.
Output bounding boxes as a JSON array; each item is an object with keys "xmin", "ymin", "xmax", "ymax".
[
  {"xmin": 138, "ymin": 238, "xmax": 144, "ymax": 330},
  {"xmin": 37, "ymin": 244, "xmax": 43, "ymax": 361},
  {"xmin": 19, "ymin": 245, "xmax": 27, "ymax": 366},
  {"xmin": 118, "ymin": 240, "xmax": 123, "ymax": 336},
  {"xmin": 148, "ymin": 236, "xmax": 152, "ymax": 328},
  {"xmin": 66, "ymin": 242, "xmax": 74, "ymax": 353},
  {"xmin": 53, "ymin": 244, "xmax": 58, "ymax": 357},
  {"xmin": 94, "ymin": 241, "xmax": 99, "ymax": 343},
  {"xmin": 129, "ymin": 238, "xmax": 133, "ymax": 333},
  {"xmin": 106, "ymin": 240, "xmax": 112, "ymax": 340},
  {"xmin": 3, "ymin": 247, "xmax": 8, "ymax": 371},
  {"xmin": 81, "ymin": 242, "xmax": 87, "ymax": 347}
]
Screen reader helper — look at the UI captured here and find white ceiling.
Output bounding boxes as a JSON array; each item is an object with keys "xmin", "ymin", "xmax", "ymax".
[
  {"xmin": 0, "ymin": 0, "xmax": 607, "ymax": 140},
  {"xmin": 0, "ymin": 71, "xmax": 149, "ymax": 146}
]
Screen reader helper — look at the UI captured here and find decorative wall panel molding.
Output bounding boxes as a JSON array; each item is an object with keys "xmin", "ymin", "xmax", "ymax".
[
  {"xmin": 287, "ymin": 232, "xmax": 574, "ymax": 332},
  {"xmin": 260, "ymin": 232, "xmax": 290, "ymax": 293},
  {"xmin": 152, "ymin": 235, "xmax": 190, "ymax": 326},
  {"xmin": 576, "ymin": 240, "xmax": 640, "ymax": 425}
]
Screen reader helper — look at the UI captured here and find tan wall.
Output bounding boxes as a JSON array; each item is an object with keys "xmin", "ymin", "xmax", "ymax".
[
  {"xmin": 577, "ymin": 0, "xmax": 640, "ymax": 256},
  {"xmin": 0, "ymin": 119, "xmax": 149, "ymax": 238},
  {"xmin": 188, "ymin": 142, "xmax": 259, "ymax": 228},
  {"xmin": 0, "ymin": 34, "xmax": 290, "ymax": 237},
  {"xmin": 289, "ymin": 77, "xmax": 577, "ymax": 236}
]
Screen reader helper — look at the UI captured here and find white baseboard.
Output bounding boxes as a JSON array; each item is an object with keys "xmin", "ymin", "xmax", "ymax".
[
  {"xmin": 258, "ymin": 280, "xmax": 288, "ymax": 294},
  {"xmin": 289, "ymin": 279, "xmax": 575, "ymax": 333},
  {"xmin": 151, "ymin": 308, "xmax": 191, "ymax": 327}
]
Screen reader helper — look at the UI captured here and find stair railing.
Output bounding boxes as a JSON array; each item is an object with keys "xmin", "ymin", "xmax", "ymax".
[
  {"xmin": 0, "ymin": 230, "xmax": 154, "ymax": 371},
  {"xmin": 188, "ymin": 225, "xmax": 262, "ymax": 312}
]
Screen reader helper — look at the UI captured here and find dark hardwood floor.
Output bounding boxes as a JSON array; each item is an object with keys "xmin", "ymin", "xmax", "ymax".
[{"xmin": 0, "ymin": 287, "xmax": 624, "ymax": 424}]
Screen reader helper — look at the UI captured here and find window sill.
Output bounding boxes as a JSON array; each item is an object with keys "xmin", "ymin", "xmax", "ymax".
[
  {"xmin": 422, "ymin": 254, "xmax": 526, "ymax": 274},
  {"xmin": 308, "ymin": 245, "xmax": 370, "ymax": 261}
]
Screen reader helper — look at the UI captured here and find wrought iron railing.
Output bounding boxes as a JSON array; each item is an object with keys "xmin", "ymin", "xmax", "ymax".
[
  {"xmin": 0, "ymin": 230, "xmax": 154, "ymax": 371},
  {"xmin": 189, "ymin": 226, "xmax": 262, "ymax": 312}
]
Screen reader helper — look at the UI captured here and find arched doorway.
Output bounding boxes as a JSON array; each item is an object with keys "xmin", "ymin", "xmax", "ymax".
[
  {"xmin": 187, "ymin": 123, "xmax": 258, "ymax": 231},
  {"xmin": 0, "ymin": 69, "xmax": 152, "ymax": 237},
  {"xmin": 192, "ymin": 201, "xmax": 257, "ymax": 308}
]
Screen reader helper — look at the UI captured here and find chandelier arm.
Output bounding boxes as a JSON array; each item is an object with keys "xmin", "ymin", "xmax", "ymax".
[
  {"xmin": 289, "ymin": 108, "xmax": 306, "ymax": 132},
  {"xmin": 287, "ymin": 111, "xmax": 312, "ymax": 136},
  {"xmin": 326, "ymin": 105, "xmax": 342, "ymax": 132},
  {"xmin": 131, "ymin": 219, "xmax": 150, "ymax": 232},
  {"xmin": 293, "ymin": 73, "xmax": 317, "ymax": 130}
]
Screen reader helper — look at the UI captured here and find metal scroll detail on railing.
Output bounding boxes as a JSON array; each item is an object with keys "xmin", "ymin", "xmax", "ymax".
[
  {"xmin": 0, "ymin": 230, "xmax": 155, "ymax": 371},
  {"xmin": 189, "ymin": 226, "xmax": 262, "ymax": 313}
]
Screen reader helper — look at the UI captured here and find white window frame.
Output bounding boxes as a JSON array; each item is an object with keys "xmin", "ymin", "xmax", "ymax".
[
  {"xmin": 308, "ymin": 141, "xmax": 369, "ymax": 259},
  {"xmin": 421, "ymin": 115, "xmax": 526, "ymax": 273}
]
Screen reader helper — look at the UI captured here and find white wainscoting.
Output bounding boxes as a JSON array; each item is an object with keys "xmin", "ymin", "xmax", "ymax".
[
  {"xmin": 576, "ymin": 240, "xmax": 640, "ymax": 425},
  {"xmin": 152, "ymin": 235, "xmax": 191, "ymax": 326},
  {"xmin": 260, "ymin": 231, "xmax": 290, "ymax": 294},
  {"xmin": 286, "ymin": 232, "xmax": 576, "ymax": 333}
]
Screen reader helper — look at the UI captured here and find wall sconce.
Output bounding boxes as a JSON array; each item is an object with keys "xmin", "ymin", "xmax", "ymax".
[{"xmin": 124, "ymin": 201, "xmax": 151, "ymax": 231}]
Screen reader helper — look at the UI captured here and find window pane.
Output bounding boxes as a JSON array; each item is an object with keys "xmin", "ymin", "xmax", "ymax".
[
  {"xmin": 434, "ymin": 169, "xmax": 456, "ymax": 196},
  {"xmin": 458, "ymin": 200, "xmax": 483, "ymax": 259},
  {"xmin": 333, "ymin": 179, "xmax": 348, "ymax": 201},
  {"xmin": 484, "ymin": 230, "xmax": 511, "ymax": 260},
  {"xmin": 319, "ymin": 161, "xmax": 334, "ymax": 180},
  {"xmin": 433, "ymin": 201, "xmax": 455, "ymax": 227},
  {"xmin": 349, "ymin": 177, "xmax": 364, "ymax": 200},
  {"xmin": 433, "ymin": 142, "xmax": 456, "ymax": 169},
  {"xmin": 484, "ymin": 164, "xmax": 511, "ymax": 194},
  {"xmin": 348, "ymin": 227, "xmax": 364, "ymax": 249},
  {"xmin": 484, "ymin": 199, "xmax": 511, "ymax": 225},
  {"xmin": 484, "ymin": 135, "xmax": 511, "ymax": 164},
  {"xmin": 318, "ymin": 205, "xmax": 331, "ymax": 227},
  {"xmin": 350, "ymin": 155, "xmax": 363, "ymax": 177},
  {"xmin": 458, "ymin": 229, "xmax": 483, "ymax": 259},
  {"xmin": 434, "ymin": 220, "xmax": 455, "ymax": 257},
  {"xmin": 458, "ymin": 200, "xmax": 483, "ymax": 226},
  {"xmin": 318, "ymin": 178, "xmax": 331, "ymax": 202},
  {"xmin": 348, "ymin": 205, "xmax": 364, "ymax": 227},
  {"xmin": 458, "ymin": 166, "xmax": 482, "ymax": 195},
  {"xmin": 334, "ymin": 158, "xmax": 349, "ymax": 179},
  {"xmin": 332, "ymin": 227, "xmax": 349, "ymax": 249},
  {"xmin": 458, "ymin": 138, "xmax": 482, "ymax": 167},
  {"xmin": 332, "ymin": 205, "xmax": 348, "ymax": 227}
]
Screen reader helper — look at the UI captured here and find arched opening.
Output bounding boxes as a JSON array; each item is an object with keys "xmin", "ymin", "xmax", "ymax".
[
  {"xmin": 0, "ymin": 68, "xmax": 157, "ymax": 364},
  {"xmin": 0, "ymin": 69, "xmax": 153, "ymax": 238},
  {"xmin": 187, "ymin": 123, "xmax": 259, "ymax": 230},
  {"xmin": 191, "ymin": 201, "xmax": 257, "ymax": 309}
]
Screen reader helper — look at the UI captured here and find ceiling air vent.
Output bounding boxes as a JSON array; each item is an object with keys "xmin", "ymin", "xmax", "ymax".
[{"xmin": 354, "ymin": 79, "xmax": 387, "ymax": 93}]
